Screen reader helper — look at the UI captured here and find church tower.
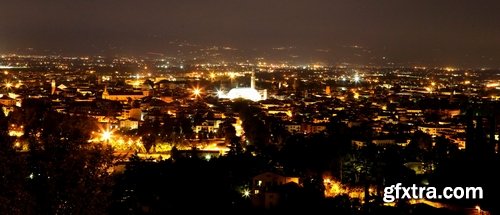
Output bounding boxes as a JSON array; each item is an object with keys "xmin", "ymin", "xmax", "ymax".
[
  {"xmin": 51, "ymin": 80, "xmax": 56, "ymax": 95},
  {"xmin": 102, "ymin": 85, "xmax": 109, "ymax": 99},
  {"xmin": 251, "ymin": 71, "xmax": 256, "ymax": 89}
]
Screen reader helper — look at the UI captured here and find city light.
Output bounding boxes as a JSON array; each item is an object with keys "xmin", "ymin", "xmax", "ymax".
[
  {"xmin": 229, "ymin": 72, "xmax": 236, "ymax": 79},
  {"xmin": 4, "ymin": 81, "xmax": 12, "ymax": 90},
  {"xmin": 192, "ymin": 87, "xmax": 202, "ymax": 97},
  {"xmin": 242, "ymin": 189, "xmax": 250, "ymax": 198},
  {"xmin": 353, "ymin": 92, "xmax": 360, "ymax": 99},
  {"xmin": 2, "ymin": 1, "xmax": 498, "ymax": 213},
  {"xmin": 1, "ymin": 53, "xmax": 497, "ymax": 214},
  {"xmin": 444, "ymin": 67, "xmax": 457, "ymax": 72},
  {"xmin": 353, "ymin": 74, "xmax": 360, "ymax": 83},
  {"xmin": 101, "ymin": 130, "xmax": 112, "ymax": 142},
  {"xmin": 216, "ymin": 89, "xmax": 225, "ymax": 97},
  {"xmin": 323, "ymin": 176, "xmax": 366, "ymax": 200}
]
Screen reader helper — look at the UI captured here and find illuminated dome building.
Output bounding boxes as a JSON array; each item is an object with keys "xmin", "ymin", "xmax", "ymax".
[
  {"xmin": 218, "ymin": 72, "xmax": 266, "ymax": 102},
  {"xmin": 225, "ymin": 88, "xmax": 262, "ymax": 101}
]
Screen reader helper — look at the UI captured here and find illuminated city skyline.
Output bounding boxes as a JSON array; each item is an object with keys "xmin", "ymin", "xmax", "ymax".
[{"xmin": 1, "ymin": 1, "xmax": 500, "ymax": 214}]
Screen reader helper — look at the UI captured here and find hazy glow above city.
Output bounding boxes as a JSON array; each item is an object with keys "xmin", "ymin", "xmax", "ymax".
[{"xmin": 1, "ymin": 0, "xmax": 500, "ymax": 67}]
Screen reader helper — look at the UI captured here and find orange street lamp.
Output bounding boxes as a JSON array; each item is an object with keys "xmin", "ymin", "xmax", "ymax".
[
  {"xmin": 192, "ymin": 86, "xmax": 203, "ymax": 99},
  {"xmin": 101, "ymin": 130, "xmax": 113, "ymax": 143}
]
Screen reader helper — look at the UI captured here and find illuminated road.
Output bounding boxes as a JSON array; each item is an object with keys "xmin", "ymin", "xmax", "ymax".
[{"xmin": 410, "ymin": 199, "xmax": 490, "ymax": 215}]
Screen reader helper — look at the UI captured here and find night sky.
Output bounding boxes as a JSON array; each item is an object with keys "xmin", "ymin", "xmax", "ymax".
[{"xmin": 1, "ymin": 0, "xmax": 500, "ymax": 67}]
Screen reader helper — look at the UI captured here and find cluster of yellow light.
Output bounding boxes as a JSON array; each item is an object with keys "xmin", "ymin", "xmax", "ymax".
[
  {"xmin": 2, "ymin": 107, "xmax": 12, "ymax": 116},
  {"xmin": 486, "ymin": 82, "xmax": 499, "ymax": 88},
  {"xmin": 112, "ymin": 137, "xmax": 146, "ymax": 152},
  {"xmin": 8, "ymin": 130, "xmax": 24, "ymax": 137},
  {"xmin": 200, "ymin": 143, "xmax": 230, "ymax": 155},
  {"xmin": 312, "ymin": 64, "xmax": 323, "ymax": 69},
  {"xmin": 90, "ymin": 130, "xmax": 146, "ymax": 152},
  {"xmin": 131, "ymin": 80, "xmax": 143, "ymax": 87},
  {"xmin": 353, "ymin": 92, "xmax": 360, "ymax": 99},
  {"xmin": 351, "ymin": 89, "xmax": 360, "ymax": 100},
  {"xmin": 12, "ymin": 140, "xmax": 29, "ymax": 151},
  {"xmin": 323, "ymin": 177, "xmax": 370, "ymax": 200},
  {"xmin": 444, "ymin": 67, "xmax": 457, "ymax": 72},
  {"xmin": 8, "ymin": 124, "xmax": 24, "ymax": 137},
  {"xmin": 154, "ymin": 143, "xmax": 173, "ymax": 153},
  {"xmin": 185, "ymin": 72, "xmax": 203, "ymax": 78}
]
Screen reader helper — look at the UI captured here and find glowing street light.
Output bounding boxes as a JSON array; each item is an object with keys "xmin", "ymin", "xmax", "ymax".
[
  {"xmin": 101, "ymin": 130, "xmax": 112, "ymax": 142},
  {"xmin": 4, "ymin": 81, "xmax": 12, "ymax": 90},
  {"xmin": 229, "ymin": 72, "xmax": 236, "ymax": 80},
  {"xmin": 242, "ymin": 189, "xmax": 251, "ymax": 198},
  {"xmin": 353, "ymin": 74, "xmax": 360, "ymax": 83},
  {"xmin": 192, "ymin": 87, "xmax": 202, "ymax": 98},
  {"xmin": 216, "ymin": 89, "xmax": 225, "ymax": 98},
  {"xmin": 353, "ymin": 92, "xmax": 360, "ymax": 100}
]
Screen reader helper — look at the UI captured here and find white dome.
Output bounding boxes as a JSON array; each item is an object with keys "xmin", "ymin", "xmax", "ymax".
[{"xmin": 224, "ymin": 88, "xmax": 262, "ymax": 101}]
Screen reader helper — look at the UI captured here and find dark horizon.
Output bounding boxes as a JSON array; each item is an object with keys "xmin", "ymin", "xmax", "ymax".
[{"xmin": 1, "ymin": 0, "xmax": 500, "ymax": 67}]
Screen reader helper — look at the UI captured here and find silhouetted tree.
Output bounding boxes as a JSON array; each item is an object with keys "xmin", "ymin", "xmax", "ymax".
[{"xmin": 2, "ymin": 99, "xmax": 116, "ymax": 214}]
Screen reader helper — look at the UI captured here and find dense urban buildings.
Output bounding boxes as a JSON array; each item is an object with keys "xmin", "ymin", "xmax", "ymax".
[
  {"xmin": 2, "ymin": 1, "xmax": 500, "ymax": 214},
  {"xmin": 0, "ymin": 54, "xmax": 499, "ymax": 214}
]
